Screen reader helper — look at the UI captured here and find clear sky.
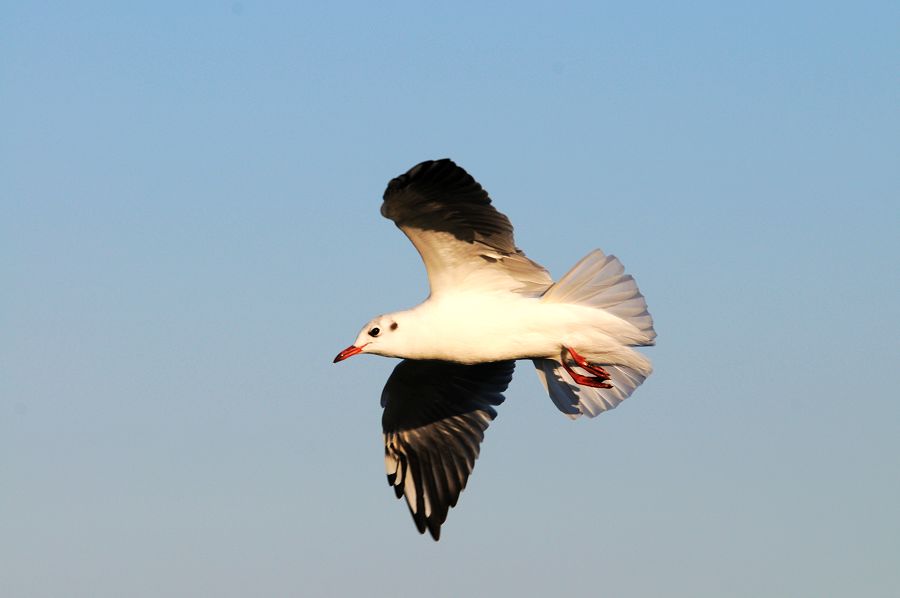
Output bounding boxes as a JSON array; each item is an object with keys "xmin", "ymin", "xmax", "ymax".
[{"xmin": 2, "ymin": 1, "xmax": 898, "ymax": 596}]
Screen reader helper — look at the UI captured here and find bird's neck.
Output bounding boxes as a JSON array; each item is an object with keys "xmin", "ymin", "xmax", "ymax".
[{"xmin": 384, "ymin": 305, "xmax": 438, "ymax": 360}]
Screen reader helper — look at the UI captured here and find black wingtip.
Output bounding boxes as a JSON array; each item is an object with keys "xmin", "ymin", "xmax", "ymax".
[
  {"xmin": 383, "ymin": 158, "xmax": 488, "ymax": 205},
  {"xmin": 428, "ymin": 524, "xmax": 441, "ymax": 542},
  {"xmin": 384, "ymin": 158, "xmax": 455, "ymax": 197}
]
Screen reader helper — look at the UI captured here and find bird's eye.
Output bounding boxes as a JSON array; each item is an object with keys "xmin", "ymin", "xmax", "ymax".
[{"xmin": 368, "ymin": 327, "xmax": 381, "ymax": 337}]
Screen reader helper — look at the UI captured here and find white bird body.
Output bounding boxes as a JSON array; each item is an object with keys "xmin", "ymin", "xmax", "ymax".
[
  {"xmin": 367, "ymin": 291, "xmax": 652, "ymax": 374},
  {"xmin": 334, "ymin": 159, "xmax": 656, "ymax": 540}
]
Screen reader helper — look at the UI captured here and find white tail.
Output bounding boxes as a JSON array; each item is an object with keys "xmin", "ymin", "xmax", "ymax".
[
  {"xmin": 534, "ymin": 249, "xmax": 655, "ymax": 419},
  {"xmin": 541, "ymin": 249, "xmax": 655, "ymax": 345}
]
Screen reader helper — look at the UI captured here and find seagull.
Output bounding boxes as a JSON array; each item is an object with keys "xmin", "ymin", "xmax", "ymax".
[{"xmin": 334, "ymin": 159, "xmax": 656, "ymax": 540}]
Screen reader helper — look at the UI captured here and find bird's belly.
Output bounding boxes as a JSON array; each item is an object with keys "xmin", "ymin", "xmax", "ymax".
[{"xmin": 412, "ymin": 297, "xmax": 582, "ymax": 363}]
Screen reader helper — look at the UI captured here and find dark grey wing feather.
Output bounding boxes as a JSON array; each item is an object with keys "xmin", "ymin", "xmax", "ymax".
[
  {"xmin": 382, "ymin": 158, "xmax": 515, "ymax": 251},
  {"xmin": 381, "ymin": 159, "xmax": 552, "ymax": 296},
  {"xmin": 381, "ymin": 359, "xmax": 515, "ymax": 541}
]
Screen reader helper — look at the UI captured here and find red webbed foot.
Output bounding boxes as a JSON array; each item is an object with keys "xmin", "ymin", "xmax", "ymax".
[{"xmin": 562, "ymin": 346, "xmax": 613, "ymax": 389}]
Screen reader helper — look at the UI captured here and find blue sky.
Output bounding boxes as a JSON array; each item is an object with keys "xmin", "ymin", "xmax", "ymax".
[{"xmin": 2, "ymin": 1, "xmax": 898, "ymax": 596}]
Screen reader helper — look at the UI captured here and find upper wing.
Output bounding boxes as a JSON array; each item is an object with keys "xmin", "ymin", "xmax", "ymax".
[
  {"xmin": 381, "ymin": 159, "xmax": 552, "ymax": 297},
  {"xmin": 381, "ymin": 359, "xmax": 515, "ymax": 541}
]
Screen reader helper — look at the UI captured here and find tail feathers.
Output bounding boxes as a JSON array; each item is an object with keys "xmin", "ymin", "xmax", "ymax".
[
  {"xmin": 533, "ymin": 358, "xmax": 648, "ymax": 419},
  {"xmin": 542, "ymin": 249, "xmax": 656, "ymax": 345}
]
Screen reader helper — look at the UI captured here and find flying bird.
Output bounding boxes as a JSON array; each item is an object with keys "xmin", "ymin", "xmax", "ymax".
[{"xmin": 334, "ymin": 159, "xmax": 656, "ymax": 540}]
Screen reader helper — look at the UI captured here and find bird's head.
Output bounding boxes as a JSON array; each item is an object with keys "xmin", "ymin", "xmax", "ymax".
[{"xmin": 333, "ymin": 315, "xmax": 403, "ymax": 363}]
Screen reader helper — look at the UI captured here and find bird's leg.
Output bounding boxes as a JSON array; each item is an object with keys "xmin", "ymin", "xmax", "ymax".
[
  {"xmin": 565, "ymin": 346, "xmax": 612, "ymax": 380},
  {"xmin": 561, "ymin": 359, "xmax": 613, "ymax": 389},
  {"xmin": 562, "ymin": 346, "xmax": 613, "ymax": 389}
]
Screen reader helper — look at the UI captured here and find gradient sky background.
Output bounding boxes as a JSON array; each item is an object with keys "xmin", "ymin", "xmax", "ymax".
[{"xmin": 2, "ymin": 2, "xmax": 898, "ymax": 597}]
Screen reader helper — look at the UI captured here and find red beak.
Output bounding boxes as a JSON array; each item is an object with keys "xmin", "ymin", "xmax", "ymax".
[{"xmin": 333, "ymin": 344, "xmax": 365, "ymax": 363}]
